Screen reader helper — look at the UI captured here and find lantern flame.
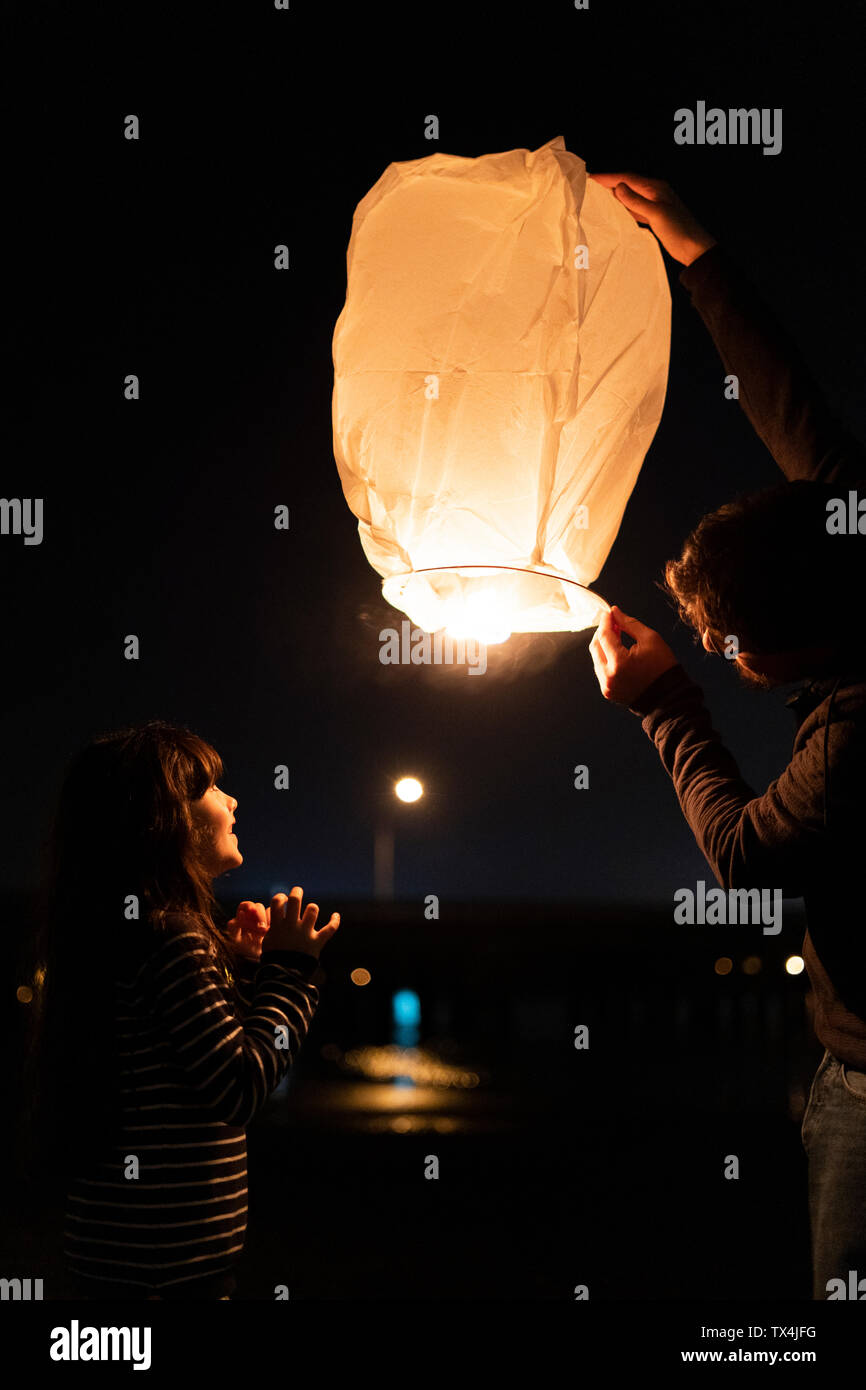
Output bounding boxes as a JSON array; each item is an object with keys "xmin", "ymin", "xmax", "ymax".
[{"xmin": 444, "ymin": 592, "xmax": 512, "ymax": 647}]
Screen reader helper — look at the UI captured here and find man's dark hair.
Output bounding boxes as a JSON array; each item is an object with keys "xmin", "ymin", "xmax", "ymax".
[{"xmin": 662, "ymin": 479, "xmax": 857, "ymax": 654}]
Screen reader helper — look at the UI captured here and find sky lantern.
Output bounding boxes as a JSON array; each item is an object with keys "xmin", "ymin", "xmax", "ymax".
[{"xmin": 332, "ymin": 136, "xmax": 671, "ymax": 644}]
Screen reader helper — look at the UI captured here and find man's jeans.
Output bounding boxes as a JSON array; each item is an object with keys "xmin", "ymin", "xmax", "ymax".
[{"xmin": 801, "ymin": 1047, "xmax": 866, "ymax": 1298}]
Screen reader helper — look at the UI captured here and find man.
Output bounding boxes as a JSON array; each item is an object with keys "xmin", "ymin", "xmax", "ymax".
[{"xmin": 587, "ymin": 172, "xmax": 866, "ymax": 1300}]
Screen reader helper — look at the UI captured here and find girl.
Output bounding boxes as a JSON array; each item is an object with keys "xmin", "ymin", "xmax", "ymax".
[{"xmin": 27, "ymin": 719, "xmax": 339, "ymax": 1300}]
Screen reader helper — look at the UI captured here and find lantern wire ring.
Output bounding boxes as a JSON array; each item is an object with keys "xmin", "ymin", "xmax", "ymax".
[{"xmin": 405, "ymin": 564, "xmax": 611, "ymax": 614}]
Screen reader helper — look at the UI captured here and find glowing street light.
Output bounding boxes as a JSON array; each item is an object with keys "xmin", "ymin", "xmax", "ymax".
[
  {"xmin": 375, "ymin": 777, "xmax": 425, "ymax": 899},
  {"xmin": 395, "ymin": 776, "xmax": 423, "ymax": 803}
]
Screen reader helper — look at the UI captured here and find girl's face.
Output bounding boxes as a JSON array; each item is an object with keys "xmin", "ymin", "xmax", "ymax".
[{"xmin": 190, "ymin": 783, "xmax": 243, "ymax": 878}]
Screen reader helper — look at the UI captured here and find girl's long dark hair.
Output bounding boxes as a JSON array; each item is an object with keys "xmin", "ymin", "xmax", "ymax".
[{"xmin": 21, "ymin": 720, "xmax": 244, "ymax": 1191}]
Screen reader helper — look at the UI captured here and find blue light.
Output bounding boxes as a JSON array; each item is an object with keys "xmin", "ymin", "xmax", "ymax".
[{"xmin": 392, "ymin": 989, "xmax": 421, "ymax": 1027}]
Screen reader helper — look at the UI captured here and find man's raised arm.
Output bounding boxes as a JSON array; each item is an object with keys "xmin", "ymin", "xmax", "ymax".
[{"xmin": 590, "ymin": 171, "xmax": 866, "ymax": 490}]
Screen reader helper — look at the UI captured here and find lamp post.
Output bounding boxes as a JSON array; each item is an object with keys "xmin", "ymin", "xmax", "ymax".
[{"xmin": 374, "ymin": 776, "xmax": 424, "ymax": 901}]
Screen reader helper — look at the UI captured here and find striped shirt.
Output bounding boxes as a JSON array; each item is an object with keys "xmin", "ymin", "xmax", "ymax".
[{"xmin": 63, "ymin": 914, "xmax": 320, "ymax": 1296}]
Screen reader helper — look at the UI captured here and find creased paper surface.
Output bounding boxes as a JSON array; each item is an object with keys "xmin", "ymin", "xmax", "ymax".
[{"xmin": 332, "ymin": 136, "xmax": 671, "ymax": 637}]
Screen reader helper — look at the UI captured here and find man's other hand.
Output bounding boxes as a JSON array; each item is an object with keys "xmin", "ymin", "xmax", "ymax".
[{"xmin": 589, "ymin": 605, "xmax": 679, "ymax": 705}]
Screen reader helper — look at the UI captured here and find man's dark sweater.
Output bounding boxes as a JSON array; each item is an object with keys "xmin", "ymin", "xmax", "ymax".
[{"xmin": 628, "ymin": 244, "xmax": 866, "ymax": 1069}]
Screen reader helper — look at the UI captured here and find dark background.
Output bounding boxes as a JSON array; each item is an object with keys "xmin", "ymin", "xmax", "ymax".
[{"xmin": 2, "ymin": 0, "xmax": 863, "ymax": 1301}]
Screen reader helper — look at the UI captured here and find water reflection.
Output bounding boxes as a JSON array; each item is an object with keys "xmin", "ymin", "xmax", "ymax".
[{"xmin": 392, "ymin": 988, "xmax": 420, "ymax": 1088}]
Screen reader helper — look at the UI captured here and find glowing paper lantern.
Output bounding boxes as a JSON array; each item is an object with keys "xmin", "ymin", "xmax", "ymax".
[{"xmin": 332, "ymin": 135, "xmax": 671, "ymax": 641}]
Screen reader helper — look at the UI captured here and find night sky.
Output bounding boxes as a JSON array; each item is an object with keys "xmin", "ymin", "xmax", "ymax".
[{"xmin": 4, "ymin": 0, "xmax": 864, "ymax": 911}]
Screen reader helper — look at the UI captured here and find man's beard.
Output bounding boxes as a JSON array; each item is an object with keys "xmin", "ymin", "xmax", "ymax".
[{"xmin": 734, "ymin": 660, "xmax": 774, "ymax": 691}]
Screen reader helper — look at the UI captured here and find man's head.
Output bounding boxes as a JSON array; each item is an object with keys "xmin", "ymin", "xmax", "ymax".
[{"xmin": 662, "ymin": 480, "xmax": 853, "ymax": 685}]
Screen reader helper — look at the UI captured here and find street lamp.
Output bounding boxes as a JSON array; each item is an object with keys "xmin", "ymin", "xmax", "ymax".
[{"xmin": 374, "ymin": 777, "xmax": 425, "ymax": 900}]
